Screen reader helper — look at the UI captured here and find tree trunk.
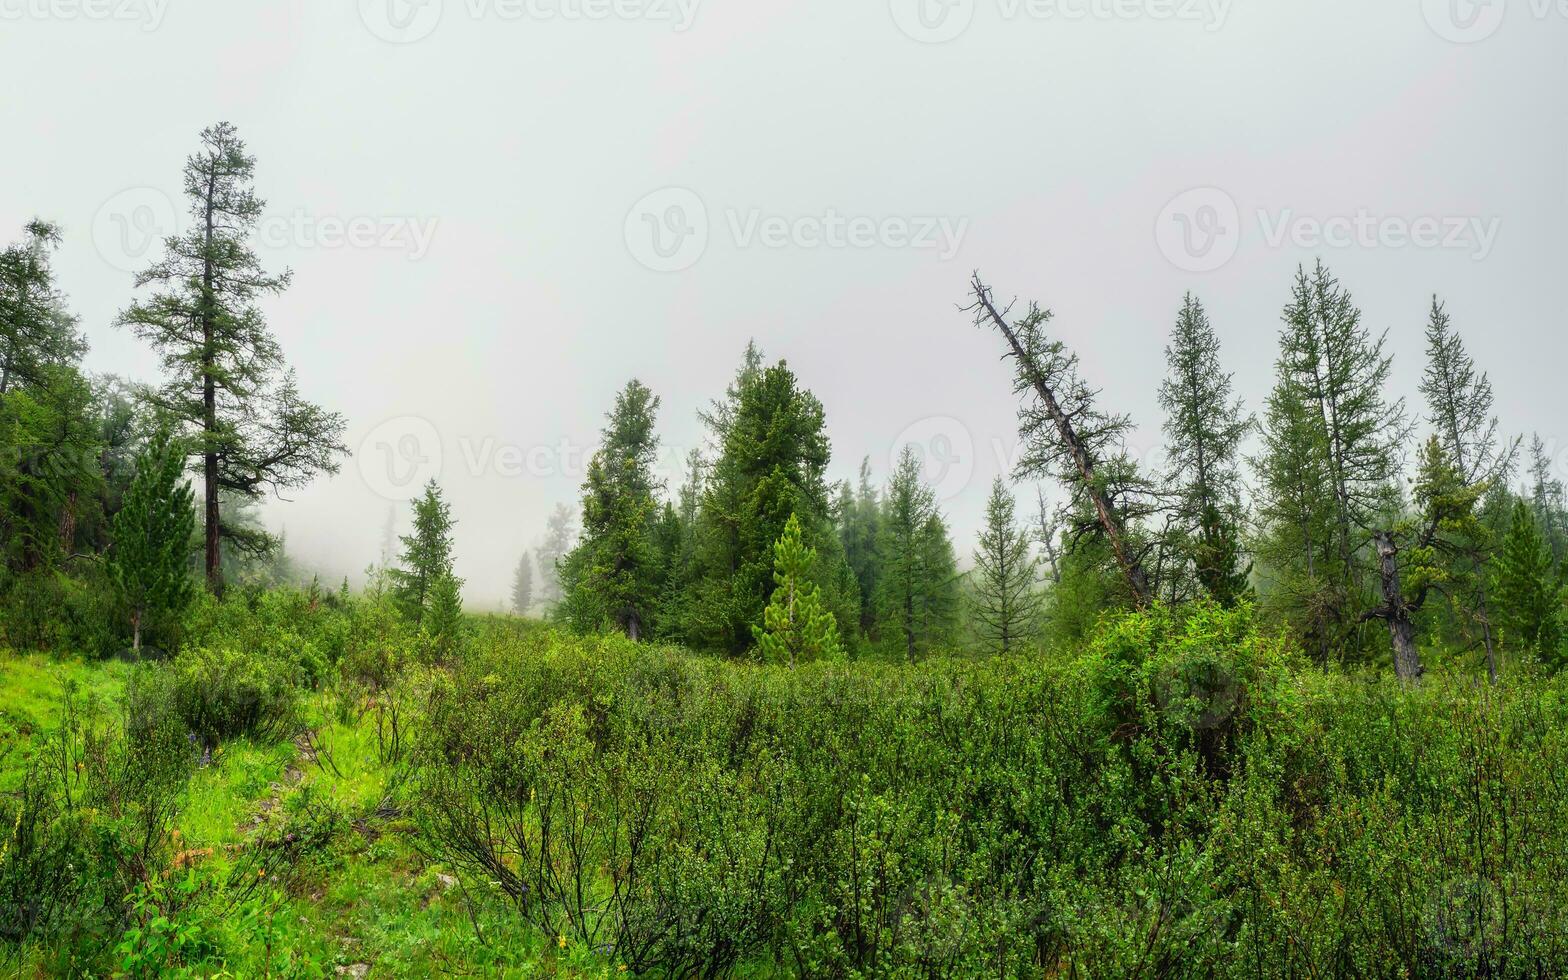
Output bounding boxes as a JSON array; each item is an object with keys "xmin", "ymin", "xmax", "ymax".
[
  {"xmin": 971, "ymin": 279, "xmax": 1151, "ymax": 606},
  {"xmin": 1373, "ymin": 530, "xmax": 1423, "ymax": 683},
  {"xmin": 131, "ymin": 606, "xmax": 142, "ymax": 655},
  {"xmin": 200, "ymin": 167, "xmax": 223, "ymax": 595}
]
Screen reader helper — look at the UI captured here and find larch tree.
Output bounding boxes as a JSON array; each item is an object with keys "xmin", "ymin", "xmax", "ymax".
[
  {"xmin": 970, "ymin": 476, "xmax": 1040, "ymax": 654},
  {"xmin": 1418, "ymin": 297, "xmax": 1513, "ymax": 677},
  {"xmin": 1157, "ymin": 293, "xmax": 1253, "ymax": 605},
  {"xmin": 117, "ymin": 122, "xmax": 345, "ymax": 594},
  {"xmin": 966, "ymin": 274, "xmax": 1157, "ymax": 606},
  {"xmin": 108, "ymin": 428, "xmax": 195, "ymax": 653},
  {"xmin": 1275, "ymin": 261, "xmax": 1407, "ymax": 609},
  {"xmin": 1526, "ymin": 435, "xmax": 1567, "ymax": 572}
]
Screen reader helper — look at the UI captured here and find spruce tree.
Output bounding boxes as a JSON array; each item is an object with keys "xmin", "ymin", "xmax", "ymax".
[
  {"xmin": 1157, "ymin": 293, "xmax": 1253, "ymax": 604},
  {"xmin": 390, "ymin": 479, "xmax": 456, "ymax": 629},
  {"xmin": 117, "ymin": 122, "xmax": 346, "ymax": 593},
  {"xmin": 424, "ymin": 570, "xmax": 466, "ymax": 661},
  {"xmin": 1492, "ymin": 500, "xmax": 1561, "ymax": 661},
  {"xmin": 876, "ymin": 445, "xmax": 958, "ymax": 660},
  {"xmin": 560, "ymin": 380, "xmax": 662, "ymax": 639},
  {"xmin": 752, "ymin": 513, "xmax": 842, "ymax": 666},
  {"xmin": 970, "ymin": 477, "xmax": 1040, "ymax": 654},
  {"xmin": 108, "ymin": 429, "xmax": 196, "ymax": 653},
  {"xmin": 511, "ymin": 550, "xmax": 534, "ymax": 615}
]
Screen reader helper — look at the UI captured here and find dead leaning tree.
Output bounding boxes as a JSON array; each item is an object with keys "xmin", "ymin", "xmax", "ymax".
[{"xmin": 966, "ymin": 273, "xmax": 1156, "ymax": 608}]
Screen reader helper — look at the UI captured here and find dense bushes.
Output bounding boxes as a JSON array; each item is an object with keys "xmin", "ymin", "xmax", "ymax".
[{"xmin": 416, "ymin": 603, "xmax": 1568, "ymax": 976}]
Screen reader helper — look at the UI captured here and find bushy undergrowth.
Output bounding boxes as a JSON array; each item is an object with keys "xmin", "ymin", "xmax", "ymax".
[
  {"xmin": 7, "ymin": 591, "xmax": 1568, "ymax": 976},
  {"xmin": 417, "ymin": 602, "xmax": 1568, "ymax": 977}
]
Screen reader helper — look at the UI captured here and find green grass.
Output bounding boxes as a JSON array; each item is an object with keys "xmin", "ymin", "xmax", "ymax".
[{"xmin": 0, "ymin": 649, "xmax": 616, "ymax": 978}]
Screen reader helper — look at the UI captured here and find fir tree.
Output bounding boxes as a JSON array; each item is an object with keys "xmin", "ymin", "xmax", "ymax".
[
  {"xmin": 1158, "ymin": 293, "xmax": 1253, "ymax": 604},
  {"xmin": 752, "ymin": 513, "xmax": 842, "ymax": 666},
  {"xmin": 117, "ymin": 122, "xmax": 345, "ymax": 593},
  {"xmin": 108, "ymin": 429, "xmax": 196, "ymax": 653},
  {"xmin": 1526, "ymin": 435, "xmax": 1567, "ymax": 572},
  {"xmin": 970, "ymin": 477, "xmax": 1040, "ymax": 654},
  {"xmin": 390, "ymin": 479, "xmax": 456, "ymax": 628}
]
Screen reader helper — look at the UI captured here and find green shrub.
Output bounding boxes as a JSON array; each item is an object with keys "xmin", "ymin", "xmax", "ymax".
[{"xmin": 163, "ymin": 647, "xmax": 299, "ymax": 748}]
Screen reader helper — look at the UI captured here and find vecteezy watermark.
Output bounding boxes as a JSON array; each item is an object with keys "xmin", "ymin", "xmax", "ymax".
[
  {"xmin": 892, "ymin": 417, "xmax": 976, "ymax": 502},
  {"xmin": 91, "ymin": 186, "xmax": 179, "ymax": 273},
  {"xmin": 1156, "ymin": 187, "xmax": 1501, "ymax": 271},
  {"xmin": 255, "ymin": 210, "xmax": 439, "ymax": 260},
  {"xmin": 624, "ymin": 187, "xmax": 970, "ymax": 272},
  {"xmin": 359, "ymin": 416, "xmax": 445, "ymax": 502},
  {"xmin": 358, "ymin": 0, "xmax": 699, "ymax": 43},
  {"xmin": 0, "ymin": 0, "xmax": 168, "ymax": 29},
  {"xmin": 891, "ymin": 0, "xmax": 1230, "ymax": 43},
  {"xmin": 1154, "ymin": 187, "xmax": 1241, "ymax": 273},
  {"xmin": 1422, "ymin": 0, "xmax": 1568, "ymax": 42}
]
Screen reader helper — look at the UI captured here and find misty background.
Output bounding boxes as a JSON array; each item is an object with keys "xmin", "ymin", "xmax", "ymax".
[{"xmin": 2, "ymin": 0, "xmax": 1564, "ymax": 606}]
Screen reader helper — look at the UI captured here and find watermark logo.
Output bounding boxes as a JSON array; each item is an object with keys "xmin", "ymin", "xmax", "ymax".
[
  {"xmin": 1156, "ymin": 187, "xmax": 1502, "ymax": 271},
  {"xmin": 359, "ymin": 0, "xmax": 444, "ymax": 42},
  {"xmin": 359, "ymin": 0, "xmax": 699, "ymax": 42},
  {"xmin": 624, "ymin": 187, "xmax": 709, "ymax": 272},
  {"xmin": 893, "ymin": 416, "xmax": 975, "ymax": 502},
  {"xmin": 92, "ymin": 186, "xmax": 178, "ymax": 273},
  {"xmin": 0, "ymin": 0, "xmax": 168, "ymax": 29},
  {"xmin": 624, "ymin": 187, "xmax": 970, "ymax": 272},
  {"xmin": 889, "ymin": 0, "xmax": 975, "ymax": 42},
  {"xmin": 892, "ymin": 0, "xmax": 1230, "ymax": 42},
  {"xmin": 1421, "ymin": 0, "xmax": 1506, "ymax": 42},
  {"xmin": 359, "ymin": 416, "xmax": 444, "ymax": 501},
  {"xmin": 1155, "ymin": 187, "xmax": 1240, "ymax": 273},
  {"xmin": 255, "ymin": 211, "xmax": 439, "ymax": 260}
]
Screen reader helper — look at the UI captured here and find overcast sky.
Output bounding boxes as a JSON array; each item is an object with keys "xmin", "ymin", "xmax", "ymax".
[{"xmin": 3, "ymin": 0, "xmax": 1565, "ymax": 604}]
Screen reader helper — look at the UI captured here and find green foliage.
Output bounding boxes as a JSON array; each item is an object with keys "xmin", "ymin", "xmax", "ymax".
[
  {"xmin": 389, "ymin": 479, "xmax": 457, "ymax": 630},
  {"xmin": 752, "ymin": 513, "xmax": 843, "ymax": 665},
  {"xmin": 109, "ymin": 428, "xmax": 197, "ymax": 654},
  {"xmin": 969, "ymin": 476, "xmax": 1040, "ymax": 654},
  {"xmin": 1492, "ymin": 500, "xmax": 1563, "ymax": 664},
  {"xmin": 560, "ymin": 380, "xmax": 663, "ymax": 639},
  {"xmin": 1158, "ymin": 293, "xmax": 1253, "ymax": 604},
  {"xmin": 160, "ymin": 646, "xmax": 299, "ymax": 748},
  {"xmin": 875, "ymin": 446, "xmax": 958, "ymax": 659},
  {"xmin": 116, "ymin": 122, "xmax": 346, "ymax": 591}
]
